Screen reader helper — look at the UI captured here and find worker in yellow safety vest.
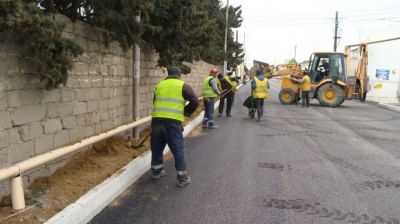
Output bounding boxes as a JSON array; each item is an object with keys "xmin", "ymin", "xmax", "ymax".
[
  {"xmin": 201, "ymin": 67, "xmax": 221, "ymax": 128},
  {"xmin": 217, "ymin": 73, "xmax": 237, "ymax": 117},
  {"xmin": 291, "ymin": 73, "xmax": 311, "ymax": 107},
  {"xmin": 251, "ymin": 69, "xmax": 269, "ymax": 121},
  {"xmin": 151, "ymin": 66, "xmax": 199, "ymax": 187}
]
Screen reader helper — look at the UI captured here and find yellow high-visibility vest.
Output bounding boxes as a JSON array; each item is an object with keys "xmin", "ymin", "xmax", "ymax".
[
  {"xmin": 202, "ymin": 76, "xmax": 217, "ymax": 97},
  {"xmin": 252, "ymin": 77, "xmax": 269, "ymax": 99},
  {"xmin": 152, "ymin": 79, "xmax": 185, "ymax": 122},
  {"xmin": 217, "ymin": 77, "xmax": 237, "ymax": 93},
  {"xmin": 301, "ymin": 75, "xmax": 311, "ymax": 91}
]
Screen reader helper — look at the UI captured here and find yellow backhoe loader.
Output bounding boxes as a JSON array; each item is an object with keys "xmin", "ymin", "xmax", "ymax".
[{"xmin": 253, "ymin": 45, "xmax": 368, "ymax": 107}]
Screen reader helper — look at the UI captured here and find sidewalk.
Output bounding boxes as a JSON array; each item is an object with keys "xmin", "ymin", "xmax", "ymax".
[{"xmin": 378, "ymin": 102, "xmax": 400, "ymax": 113}]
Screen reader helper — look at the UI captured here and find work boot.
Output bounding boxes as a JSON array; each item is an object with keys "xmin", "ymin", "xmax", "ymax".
[
  {"xmin": 176, "ymin": 173, "xmax": 191, "ymax": 188},
  {"xmin": 151, "ymin": 168, "xmax": 166, "ymax": 179},
  {"xmin": 226, "ymin": 114, "xmax": 232, "ymax": 117},
  {"xmin": 217, "ymin": 113, "xmax": 222, "ymax": 118},
  {"xmin": 202, "ymin": 120, "xmax": 208, "ymax": 129},
  {"xmin": 208, "ymin": 123, "xmax": 219, "ymax": 129}
]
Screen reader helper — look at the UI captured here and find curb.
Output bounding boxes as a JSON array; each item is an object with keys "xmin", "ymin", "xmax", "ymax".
[
  {"xmin": 45, "ymin": 111, "xmax": 207, "ymax": 224},
  {"xmin": 378, "ymin": 103, "xmax": 400, "ymax": 113}
]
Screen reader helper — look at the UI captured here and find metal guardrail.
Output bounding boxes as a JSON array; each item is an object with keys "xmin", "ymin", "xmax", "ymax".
[{"xmin": 0, "ymin": 116, "xmax": 152, "ymax": 210}]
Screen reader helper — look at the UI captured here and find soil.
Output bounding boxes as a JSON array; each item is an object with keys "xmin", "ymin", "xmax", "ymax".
[{"xmin": 0, "ymin": 104, "xmax": 205, "ymax": 224}]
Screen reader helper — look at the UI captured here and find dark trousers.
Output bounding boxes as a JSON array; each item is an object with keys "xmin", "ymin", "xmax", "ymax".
[
  {"xmin": 302, "ymin": 91, "xmax": 310, "ymax": 107},
  {"xmin": 203, "ymin": 97, "xmax": 215, "ymax": 124},
  {"xmin": 255, "ymin": 98, "xmax": 264, "ymax": 118},
  {"xmin": 218, "ymin": 93, "xmax": 234, "ymax": 115},
  {"xmin": 151, "ymin": 119, "xmax": 186, "ymax": 171}
]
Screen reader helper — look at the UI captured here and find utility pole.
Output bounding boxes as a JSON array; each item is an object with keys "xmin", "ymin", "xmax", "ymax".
[
  {"xmin": 333, "ymin": 11, "xmax": 339, "ymax": 52},
  {"xmin": 294, "ymin": 45, "xmax": 297, "ymax": 62},
  {"xmin": 133, "ymin": 11, "xmax": 141, "ymax": 139},
  {"xmin": 223, "ymin": 0, "xmax": 229, "ymax": 75}
]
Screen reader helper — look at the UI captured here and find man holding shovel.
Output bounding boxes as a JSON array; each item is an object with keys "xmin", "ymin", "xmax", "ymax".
[
  {"xmin": 151, "ymin": 66, "xmax": 199, "ymax": 187},
  {"xmin": 217, "ymin": 73, "xmax": 237, "ymax": 117}
]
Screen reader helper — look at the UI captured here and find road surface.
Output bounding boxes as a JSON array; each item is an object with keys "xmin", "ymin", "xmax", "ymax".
[{"xmin": 91, "ymin": 80, "xmax": 400, "ymax": 224}]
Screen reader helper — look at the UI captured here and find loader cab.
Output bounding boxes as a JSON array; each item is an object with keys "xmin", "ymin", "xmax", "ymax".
[{"xmin": 308, "ymin": 53, "xmax": 346, "ymax": 83}]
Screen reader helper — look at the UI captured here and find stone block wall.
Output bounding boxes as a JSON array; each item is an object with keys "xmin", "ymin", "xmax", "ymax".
[{"xmin": 0, "ymin": 14, "xmax": 215, "ymax": 198}]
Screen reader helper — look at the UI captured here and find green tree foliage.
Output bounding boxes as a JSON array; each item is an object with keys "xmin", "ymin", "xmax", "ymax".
[
  {"xmin": 0, "ymin": 0, "xmax": 82, "ymax": 89},
  {"xmin": 200, "ymin": 3, "xmax": 244, "ymax": 71}
]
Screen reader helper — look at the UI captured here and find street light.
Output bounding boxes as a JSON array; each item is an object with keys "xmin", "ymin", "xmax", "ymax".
[{"xmin": 223, "ymin": 0, "xmax": 229, "ymax": 75}]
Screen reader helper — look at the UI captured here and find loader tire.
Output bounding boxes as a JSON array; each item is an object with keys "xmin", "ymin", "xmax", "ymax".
[
  {"xmin": 279, "ymin": 88, "xmax": 296, "ymax": 105},
  {"xmin": 317, "ymin": 84, "xmax": 344, "ymax": 107}
]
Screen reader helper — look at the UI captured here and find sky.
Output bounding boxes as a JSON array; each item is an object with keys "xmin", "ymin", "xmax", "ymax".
[{"xmin": 228, "ymin": 0, "xmax": 400, "ymax": 67}]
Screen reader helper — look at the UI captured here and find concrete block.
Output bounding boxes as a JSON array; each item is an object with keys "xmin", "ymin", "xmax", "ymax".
[
  {"xmin": 91, "ymin": 78, "xmax": 102, "ymax": 88},
  {"xmin": 112, "ymin": 78, "xmax": 121, "ymax": 87},
  {"xmin": 84, "ymin": 126, "xmax": 95, "ymax": 137},
  {"xmin": 76, "ymin": 114, "xmax": 90, "ymax": 127},
  {"xmin": 89, "ymin": 64, "xmax": 99, "ymax": 76},
  {"xmin": 103, "ymin": 78, "xmax": 111, "ymax": 87},
  {"xmin": 8, "ymin": 89, "xmax": 43, "ymax": 106},
  {"xmin": 100, "ymin": 110, "xmax": 109, "ymax": 121},
  {"xmin": 75, "ymin": 89, "xmax": 89, "ymax": 102},
  {"xmin": 101, "ymin": 120, "xmax": 113, "ymax": 132},
  {"xmin": 0, "ymin": 147, "xmax": 8, "ymax": 166},
  {"xmin": 90, "ymin": 111, "xmax": 101, "ymax": 124},
  {"xmin": 62, "ymin": 116, "xmax": 78, "ymax": 130},
  {"xmin": 42, "ymin": 89, "xmax": 61, "ymax": 103},
  {"xmin": 65, "ymin": 77, "xmax": 80, "ymax": 88},
  {"xmin": 8, "ymin": 141, "xmax": 35, "ymax": 163},
  {"xmin": 87, "ymin": 101, "xmax": 98, "ymax": 112},
  {"xmin": 75, "ymin": 63, "xmax": 89, "ymax": 76},
  {"xmin": 100, "ymin": 65, "xmax": 108, "ymax": 76},
  {"xmin": 88, "ymin": 88, "xmax": 100, "ymax": 100},
  {"xmin": 7, "ymin": 90, "xmax": 20, "ymax": 107},
  {"xmin": 34, "ymin": 134, "xmax": 54, "ymax": 155},
  {"xmin": 42, "ymin": 119, "xmax": 63, "ymax": 134},
  {"xmin": 47, "ymin": 102, "xmax": 73, "ymax": 118},
  {"xmin": 0, "ymin": 97, "xmax": 7, "ymax": 110},
  {"xmin": 2, "ymin": 75, "xmax": 28, "ymax": 91},
  {"xmin": 0, "ymin": 130, "xmax": 9, "ymax": 148},
  {"xmin": 8, "ymin": 128, "xmax": 21, "ymax": 144},
  {"xmin": 78, "ymin": 76, "xmax": 91, "ymax": 88},
  {"xmin": 19, "ymin": 121, "xmax": 43, "ymax": 141},
  {"xmin": 103, "ymin": 55, "xmax": 117, "ymax": 65},
  {"xmin": 69, "ymin": 128, "xmax": 85, "ymax": 143},
  {"xmin": 73, "ymin": 102, "xmax": 87, "ymax": 115},
  {"xmin": 7, "ymin": 55, "xmax": 20, "ymax": 76},
  {"xmin": 99, "ymin": 100, "xmax": 108, "ymax": 110},
  {"xmin": 77, "ymin": 53, "xmax": 91, "ymax": 64},
  {"xmin": 58, "ymin": 103, "xmax": 74, "ymax": 118},
  {"xmin": 0, "ymin": 110, "xmax": 12, "ymax": 130},
  {"xmin": 54, "ymin": 131, "xmax": 70, "ymax": 148},
  {"xmin": 12, "ymin": 105, "xmax": 46, "ymax": 126},
  {"xmin": 61, "ymin": 89, "xmax": 76, "ymax": 102}
]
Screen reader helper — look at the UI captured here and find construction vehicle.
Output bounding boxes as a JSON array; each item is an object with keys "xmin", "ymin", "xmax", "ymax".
[{"xmin": 253, "ymin": 46, "xmax": 368, "ymax": 107}]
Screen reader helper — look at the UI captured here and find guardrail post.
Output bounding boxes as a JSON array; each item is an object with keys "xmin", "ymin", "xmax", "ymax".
[{"xmin": 11, "ymin": 175, "xmax": 25, "ymax": 210}]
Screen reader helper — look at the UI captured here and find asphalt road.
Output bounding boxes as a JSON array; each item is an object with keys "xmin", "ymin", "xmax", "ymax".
[{"xmin": 90, "ymin": 80, "xmax": 400, "ymax": 224}]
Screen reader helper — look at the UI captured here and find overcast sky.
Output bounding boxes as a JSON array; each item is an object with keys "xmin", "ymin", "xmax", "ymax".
[{"xmin": 229, "ymin": 0, "xmax": 400, "ymax": 67}]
